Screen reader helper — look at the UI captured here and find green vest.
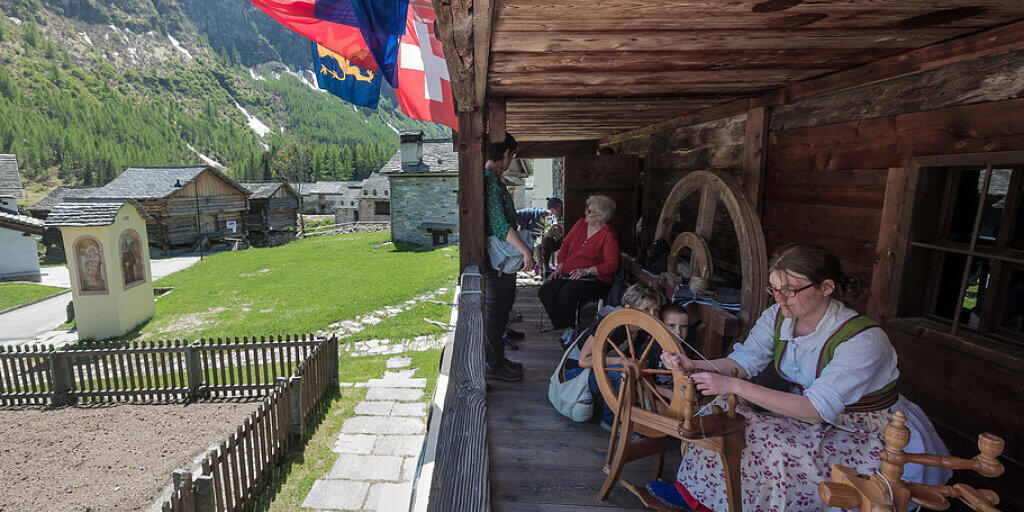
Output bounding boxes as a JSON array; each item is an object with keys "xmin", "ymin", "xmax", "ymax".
[{"xmin": 771, "ymin": 310, "xmax": 898, "ymax": 413}]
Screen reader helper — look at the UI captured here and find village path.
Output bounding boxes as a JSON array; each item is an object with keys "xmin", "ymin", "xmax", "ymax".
[{"xmin": 0, "ymin": 254, "xmax": 201, "ymax": 344}]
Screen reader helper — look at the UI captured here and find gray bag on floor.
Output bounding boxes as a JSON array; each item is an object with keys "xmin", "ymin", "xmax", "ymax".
[{"xmin": 548, "ymin": 344, "xmax": 593, "ymax": 422}]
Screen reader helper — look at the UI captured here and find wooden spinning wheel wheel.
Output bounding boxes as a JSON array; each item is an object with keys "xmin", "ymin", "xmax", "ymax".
[
  {"xmin": 592, "ymin": 308, "xmax": 746, "ymax": 512},
  {"xmin": 655, "ymin": 170, "xmax": 769, "ymax": 330}
]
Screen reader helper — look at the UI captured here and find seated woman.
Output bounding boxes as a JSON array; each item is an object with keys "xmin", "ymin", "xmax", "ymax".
[
  {"xmin": 563, "ymin": 283, "xmax": 660, "ymax": 429},
  {"xmin": 539, "ymin": 194, "xmax": 620, "ymax": 332},
  {"xmin": 648, "ymin": 244, "xmax": 951, "ymax": 512}
]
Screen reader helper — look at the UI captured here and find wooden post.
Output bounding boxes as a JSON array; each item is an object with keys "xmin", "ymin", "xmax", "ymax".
[
  {"xmin": 49, "ymin": 352, "xmax": 74, "ymax": 406},
  {"xmin": 487, "ymin": 96, "xmax": 506, "ymax": 143},
  {"xmin": 457, "ymin": 108, "xmax": 486, "ymax": 271},
  {"xmin": 185, "ymin": 344, "xmax": 202, "ymax": 400},
  {"xmin": 742, "ymin": 106, "xmax": 768, "ymax": 215},
  {"xmin": 867, "ymin": 166, "xmax": 910, "ymax": 321},
  {"xmin": 193, "ymin": 474, "xmax": 215, "ymax": 512},
  {"xmin": 276, "ymin": 376, "xmax": 293, "ymax": 443},
  {"xmin": 329, "ymin": 335, "xmax": 339, "ymax": 389},
  {"xmin": 288, "ymin": 375, "xmax": 305, "ymax": 437},
  {"xmin": 172, "ymin": 469, "xmax": 189, "ymax": 492}
]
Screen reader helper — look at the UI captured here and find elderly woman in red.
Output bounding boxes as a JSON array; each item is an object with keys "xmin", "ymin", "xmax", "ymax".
[{"xmin": 538, "ymin": 194, "xmax": 620, "ymax": 332}]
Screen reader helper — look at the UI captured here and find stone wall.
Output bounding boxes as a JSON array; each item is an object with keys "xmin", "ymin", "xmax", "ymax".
[
  {"xmin": 388, "ymin": 173, "xmax": 459, "ymax": 247},
  {"xmin": 358, "ymin": 197, "xmax": 391, "ymax": 223}
]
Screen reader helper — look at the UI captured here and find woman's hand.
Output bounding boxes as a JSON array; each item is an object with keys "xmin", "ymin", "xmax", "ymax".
[
  {"xmin": 660, "ymin": 351, "xmax": 695, "ymax": 371},
  {"xmin": 691, "ymin": 372, "xmax": 742, "ymax": 396},
  {"xmin": 521, "ymin": 251, "xmax": 536, "ymax": 274},
  {"xmin": 567, "ymin": 268, "xmax": 589, "ymax": 280},
  {"xmin": 548, "ymin": 264, "xmax": 564, "ymax": 280}
]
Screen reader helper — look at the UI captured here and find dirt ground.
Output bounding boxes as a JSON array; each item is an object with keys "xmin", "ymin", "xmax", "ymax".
[{"xmin": 0, "ymin": 400, "xmax": 260, "ymax": 512}]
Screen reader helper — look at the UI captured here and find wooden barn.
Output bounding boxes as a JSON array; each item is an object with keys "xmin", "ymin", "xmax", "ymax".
[
  {"xmin": 420, "ymin": 2, "xmax": 1024, "ymax": 512},
  {"xmin": 239, "ymin": 181, "xmax": 300, "ymax": 237},
  {"xmin": 84, "ymin": 166, "xmax": 250, "ymax": 248}
]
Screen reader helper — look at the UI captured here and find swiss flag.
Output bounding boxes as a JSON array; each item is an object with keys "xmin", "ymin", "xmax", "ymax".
[{"xmin": 394, "ymin": 2, "xmax": 458, "ymax": 130}]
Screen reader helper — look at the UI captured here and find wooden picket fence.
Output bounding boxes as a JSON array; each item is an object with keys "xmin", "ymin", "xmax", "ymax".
[
  {"xmin": 0, "ymin": 335, "xmax": 324, "ymax": 406},
  {"xmin": 161, "ymin": 334, "xmax": 339, "ymax": 512}
]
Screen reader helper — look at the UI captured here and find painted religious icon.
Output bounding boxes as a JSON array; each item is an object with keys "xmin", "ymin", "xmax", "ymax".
[
  {"xmin": 120, "ymin": 231, "xmax": 144, "ymax": 287},
  {"xmin": 75, "ymin": 237, "xmax": 107, "ymax": 293}
]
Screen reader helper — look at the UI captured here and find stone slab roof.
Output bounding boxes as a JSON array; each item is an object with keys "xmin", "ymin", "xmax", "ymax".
[
  {"xmin": 306, "ymin": 180, "xmax": 361, "ymax": 195},
  {"xmin": 27, "ymin": 186, "xmax": 102, "ymax": 214},
  {"xmin": 239, "ymin": 181, "xmax": 298, "ymax": 199},
  {"xmin": 45, "ymin": 200, "xmax": 151, "ymax": 227},
  {"xmin": 89, "ymin": 166, "xmax": 249, "ymax": 199},
  {"xmin": 0, "ymin": 208, "xmax": 45, "ymax": 234},
  {"xmin": 0, "ymin": 154, "xmax": 23, "ymax": 198},
  {"xmin": 380, "ymin": 142, "xmax": 458, "ymax": 174}
]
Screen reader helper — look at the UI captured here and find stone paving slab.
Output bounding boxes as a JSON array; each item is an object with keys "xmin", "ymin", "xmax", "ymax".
[
  {"xmin": 340, "ymin": 415, "xmax": 425, "ymax": 435},
  {"xmin": 364, "ymin": 483, "xmax": 384, "ymax": 510},
  {"xmin": 354, "ymin": 401, "xmax": 395, "ymax": 416},
  {"xmin": 332, "ymin": 433, "xmax": 376, "ymax": 454},
  {"xmin": 371, "ymin": 435, "xmax": 423, "ymax": 457},
  {"xmin": 327, "ymin": 454, "xmax": 403, "ymax": 481},
  {"xmin": 366, "ymin": 378, "xmax": 426, "ymax": 388},
  {"xmin": 365, "ymin": 387, "xmax": 423, "ymax": 401},
  {"xmin": 391, "ymin": 402, "xmax": 428, "ymax": 417},
  {"xmin": 301, "ymin": 480, "xmax": 370, "ymax": 510},
  {"xmin": 401, "ymin": 457, "xmax": 417, "ymax": 481},
  {"xmin": 375, "ymin": 483, "xmax": 413, "ymax": 512},
  {"xmin": 386, "ymin": 357, "xmax": 412, "ymax": 368}
]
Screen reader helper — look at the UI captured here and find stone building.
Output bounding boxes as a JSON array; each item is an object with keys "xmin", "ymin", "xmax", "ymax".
[
  {"xmin": 385, "ymin": 132, "xmax": 459, "ymax": 247},
  {"xmin": 0, "ymin": 154, "xmax": 43, "ymax": 281}
]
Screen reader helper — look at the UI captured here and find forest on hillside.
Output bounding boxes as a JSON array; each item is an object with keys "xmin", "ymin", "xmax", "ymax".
[{"xmin": 0, "ymin": 0, "xmax": 448, "ymax": 201}]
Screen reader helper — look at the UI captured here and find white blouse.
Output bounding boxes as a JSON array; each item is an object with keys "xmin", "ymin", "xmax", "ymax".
[{"xmin": 727, "ymin": 300, "xmax": 900, "ymax": 424}]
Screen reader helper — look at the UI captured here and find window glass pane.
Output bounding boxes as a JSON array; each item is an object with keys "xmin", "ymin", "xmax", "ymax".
[
  {"xmin": 958, "ymin": 258, "xmax": 993, "ymax": 328},
  {"xmin": 932, "ymin": 252, "xmax": 967, "ymax": 320},
  {"xmin": 946, "ymin": 168, "xmax": 984, "ymax": 243},
  {"xmin": 1002, "ymin": 267, "xmax": 1024, "ymax": 335},
  {"xmin": 976, "ymin": 169, "xmax": 1011, "ymax": 246}
]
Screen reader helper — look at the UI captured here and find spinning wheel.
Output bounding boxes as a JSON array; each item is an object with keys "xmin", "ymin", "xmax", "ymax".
[
  {"xmin": 655, "ymin": 170, "xmax": 769, "ymax": 330},
  {"xmin": 592, "ymin": 309, "xmax": 746, "ymax": 512},
  {"xmin": 819, "ymin": 411, "xmax": 1006, "ymax": 512}
]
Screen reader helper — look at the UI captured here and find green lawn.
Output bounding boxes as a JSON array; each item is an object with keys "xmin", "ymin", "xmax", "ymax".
[
  {"xmin": 342, "ymin": 290, "xmax": 454, "ymax": 344},
  {"xmin": 133, "ymin": 232, "xmax": 457, "ymax": 341},
  {"xmin": 0, "ymin": 282, "xmax": 66, "ymax": 311}
]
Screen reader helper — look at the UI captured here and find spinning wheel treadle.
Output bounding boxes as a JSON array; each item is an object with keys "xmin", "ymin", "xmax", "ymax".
[{"xmin": 592, "ymin": 308, "xmax": 747, "ymax": 512}]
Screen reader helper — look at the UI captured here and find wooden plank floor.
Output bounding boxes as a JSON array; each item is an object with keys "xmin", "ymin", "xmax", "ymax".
[{"xmin": 488, "ymin": 286, "xmax": 680, "ymax": 512}]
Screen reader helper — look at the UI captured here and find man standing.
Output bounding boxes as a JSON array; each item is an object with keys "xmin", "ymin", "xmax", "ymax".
[{"xmin": 483, "ymin": 133, "xmax": 534, "ymax": 381}]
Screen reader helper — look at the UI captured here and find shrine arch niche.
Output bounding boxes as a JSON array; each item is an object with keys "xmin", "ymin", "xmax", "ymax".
[
  {"xmin": 119, "ymin": 229, "xmax": 145, "ymax": 289},
  {"xmin": 73, "ymin": 235, "xmax": 108, "ymax": 295},
  {"xmin": 655, "ymin": 170, "xmax": 769, "ymax": 329}
]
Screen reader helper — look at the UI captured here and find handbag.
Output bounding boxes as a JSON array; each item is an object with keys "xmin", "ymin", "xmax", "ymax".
[
  {"xmin": 487, "ymin": 235, "xmax": 524, "ymax": 274},
  {"xmin": 548, "ymin": 344, "xmax": 593, "ymax": 422}
]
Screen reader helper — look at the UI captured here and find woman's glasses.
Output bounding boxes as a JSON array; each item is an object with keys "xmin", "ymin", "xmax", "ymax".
[{"xmin": 764, "ymin": 282, "xmax": 816, "ymax": 298}]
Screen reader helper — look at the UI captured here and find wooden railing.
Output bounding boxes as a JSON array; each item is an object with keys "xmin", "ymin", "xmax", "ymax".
[
  {"xmin": 426, "ymin": 265, "xmax": 490, "ymax": 512},
  {"xmin": 0, "ymin": 335, "xmax": 323, "ymax": 406},
  {"xmin": 162, "ymin": 335, "xmax": 338, "ymax": 512}
]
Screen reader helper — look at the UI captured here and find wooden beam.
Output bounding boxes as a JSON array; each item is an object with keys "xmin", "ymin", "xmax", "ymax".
[
  {"xmin": 432, "ymin": 0, "xmax": 476, "ymax": 111},
  {"xmin": 868, "ymin": 167, "xmax": 911, "ymax": 322},
  {"xmin": 489, "ymin": 49, "xmax": 891, "ymax": 73},
  {"xmin": 473, "ymin": 0, "xmax": 494, "ymax": 105},
  {"xmin": 487, "ymin": 96, "xmax": 506, "ymax": 142},
  {"xmin": 457, "ymin": 108, "xmax": 486, "ymax": 270},
  {"xmin": 516, "ymin": 140, "xmax": 597, "ymax": 158},
  {"xmin": 742, "ymin": 106, "xmax": 768, "ymax": 214},
  {"xmin": 601, "ymin": 19, "xmax": 1024, "ymax": 144}
]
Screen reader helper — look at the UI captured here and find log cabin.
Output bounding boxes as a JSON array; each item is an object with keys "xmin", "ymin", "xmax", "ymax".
[
  {"xmin": 420, "ymin": 1, "xmax": 1024, "ymax": 511},
  {"xmin": 82, "ymin": 166, "xmax": 250, "ymax": 249},
  {"xmin": 239, "ymin": 181, "xmax": 300, "ymax": 238}
]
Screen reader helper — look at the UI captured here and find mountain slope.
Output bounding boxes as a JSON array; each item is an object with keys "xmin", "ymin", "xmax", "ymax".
[{"xmin": 0, "ymin": 0, "xmax": 448, "ymax": 205}]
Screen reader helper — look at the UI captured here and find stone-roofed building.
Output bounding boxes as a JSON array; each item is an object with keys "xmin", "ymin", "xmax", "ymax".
[
  {"xmin": 385, "ymin": 132, "xmax": 459, "ymax": 247},
  {"xmin": 26, "ymin": 186, "xmax": 102, "ymax": 219},
  {"xmin": 82, "ymin": 166, "xmax": 250, "ymax": 248},
  {"xmin": 0, "ymin": 154, "xmax": 42, "ymax": 281},
  {"xmin": 239, "ymin": 182, "xmax": 300, "ymax": 237}
]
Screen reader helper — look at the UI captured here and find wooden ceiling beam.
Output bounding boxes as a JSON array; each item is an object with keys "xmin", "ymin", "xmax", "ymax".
[
  {"xmin": 492, "ymin": 83, "xmax": 786, "ymax": 98},
  {"xmin": 516, "ymin": 140, "xmax": 598, "ymax": 158},
  {"xmin": 601, "ymin": 18, "xmax": 1024, "ymax": 145},
  {"xmin": 491, "ymin": 28, "xmax": 963, "ymax": 53},
  {"xmin": 495, "ymin": 0, "xmax": 1024, "ymax": 32}
]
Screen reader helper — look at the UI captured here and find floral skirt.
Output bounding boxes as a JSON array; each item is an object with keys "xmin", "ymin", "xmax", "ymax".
[{"xmin": 674, "ymin": 395, "xmax": 951, "ymax": 512}]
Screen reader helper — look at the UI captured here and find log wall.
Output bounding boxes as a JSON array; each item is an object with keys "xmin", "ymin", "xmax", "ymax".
[{"xmin": 609, "ymin": 48, "xmax": 1024, "ymax": 507}]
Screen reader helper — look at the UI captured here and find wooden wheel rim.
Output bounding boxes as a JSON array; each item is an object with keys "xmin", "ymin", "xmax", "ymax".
[
  {"xmin": 668, "ymin": 231, "xmax": 714, "ymax": 280},
  {"xmin": 654, "ymin": 170, "xmax": 769, "ymax": 330},
  {"xmin": 592, "ymin": 308, "xmax": 688, "ymax": 421}
]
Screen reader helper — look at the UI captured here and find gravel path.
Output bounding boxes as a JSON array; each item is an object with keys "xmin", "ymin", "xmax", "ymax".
[{"xmin": 0, "ymin": 401, "xmax": 259, "ymax": 512}]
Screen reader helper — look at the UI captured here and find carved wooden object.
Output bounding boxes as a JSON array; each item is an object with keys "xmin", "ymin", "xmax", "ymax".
[{"xmin": 819, "ymin": 411, "xmax": 1005, "ymax": 512}]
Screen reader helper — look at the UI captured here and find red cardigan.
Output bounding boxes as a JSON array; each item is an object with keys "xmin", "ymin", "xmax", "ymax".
[{"xmin": 557, "ymin": 219, "xmax": 620, "ymax": 283}]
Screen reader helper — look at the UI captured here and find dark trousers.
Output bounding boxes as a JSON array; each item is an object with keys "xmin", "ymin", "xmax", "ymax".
[
  {"xmin": 538, "ymin": 278, "xmax": 611, "ymax": 330},
  {"xmin": 483, "ymin": 268, "xmax": 517, "ymax": 368}
]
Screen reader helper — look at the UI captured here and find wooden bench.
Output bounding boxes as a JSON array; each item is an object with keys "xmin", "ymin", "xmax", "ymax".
[{"xmin": 419, "ymin": 221, "xmax": 456, "ymax": 246}]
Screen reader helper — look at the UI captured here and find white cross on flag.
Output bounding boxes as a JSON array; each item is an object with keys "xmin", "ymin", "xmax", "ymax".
[{"xmin": 395, "ymin": 2, "xmax": 458, "ymax": 130}]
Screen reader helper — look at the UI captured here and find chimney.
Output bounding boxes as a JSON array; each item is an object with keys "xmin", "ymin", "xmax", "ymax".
[{"xmin": 400, "ymin": 131, "xmax": 424, "ymax": 171}]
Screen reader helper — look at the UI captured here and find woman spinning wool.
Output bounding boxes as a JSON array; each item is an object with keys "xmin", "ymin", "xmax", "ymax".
[{"xmin": 647, "ymin": 244, "xmax": 951, "ymax": 512}]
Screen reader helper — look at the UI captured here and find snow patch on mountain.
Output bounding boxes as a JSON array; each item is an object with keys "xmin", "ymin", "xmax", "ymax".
[
  {"xmin": 186, "ymin": 143, "xmax": 224, "ymax": 168},
  {"xmin": 168, "ymin": 35, "xmax": 192, "ymax": 59},
  {"xmin": 234, "ymin": 101, "xmax": 272, "ymax": 137}
]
